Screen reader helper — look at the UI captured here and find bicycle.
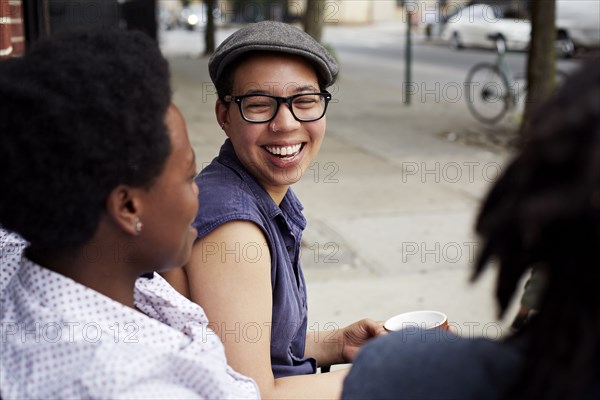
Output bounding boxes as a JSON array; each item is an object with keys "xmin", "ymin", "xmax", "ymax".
[{"xmin": 465, "ymin": 35, "xmax": 566, "ymax": 124}]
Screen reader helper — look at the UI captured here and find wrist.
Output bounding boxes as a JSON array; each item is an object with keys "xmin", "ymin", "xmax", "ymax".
[
  {"xmin": 333, "ymin": 326, "xmax": 347, "ymax": 364},
  {"xmin": 312, "ymin": 328, "xmax": 345, "ymax": 366}
]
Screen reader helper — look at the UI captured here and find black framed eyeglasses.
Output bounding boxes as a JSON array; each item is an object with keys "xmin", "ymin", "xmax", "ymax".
[{"xmin": 223, "ymin": 91, "xmax": 332, "ymax": 123}]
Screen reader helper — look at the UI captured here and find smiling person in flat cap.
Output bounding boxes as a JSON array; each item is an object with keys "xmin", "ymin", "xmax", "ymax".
[{"xmin": 162, "ymin": 21, "xmax": 385, "ymax": 399}]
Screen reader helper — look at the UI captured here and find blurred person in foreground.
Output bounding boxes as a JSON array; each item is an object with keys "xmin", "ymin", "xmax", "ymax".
[
  {"xmin": 0, "ymin": 29, "xmax": 258, "ymax": 399},
  {"xmin": 342, "ymin": 63, "xmax": 600, "ymax": 399}
]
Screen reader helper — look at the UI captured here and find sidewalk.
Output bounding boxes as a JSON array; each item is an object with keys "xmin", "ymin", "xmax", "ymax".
[{"xmin": 163, "ymin": 24, "xmax": 522, "ymax": 341}]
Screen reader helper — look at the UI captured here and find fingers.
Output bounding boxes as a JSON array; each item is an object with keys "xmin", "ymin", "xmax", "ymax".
[
  {"xmin": 342, "ymin": 318, "xmax": 388, "ymax": 347},
  {"xmin": 357, "ymin": 318, "xmax": 387, "ymax": 337},
  {"xmin": 340, "ymin": 319, "xmax": 387, "ymax": 363}
]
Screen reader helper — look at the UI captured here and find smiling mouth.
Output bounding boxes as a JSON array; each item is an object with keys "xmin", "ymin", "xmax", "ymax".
[{"xmin": 264, "ymin": 143, "xmax": 305, "ymax": 160}]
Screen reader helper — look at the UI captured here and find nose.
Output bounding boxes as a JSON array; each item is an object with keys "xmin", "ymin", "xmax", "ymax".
[{"xmin": 270, "ymin": 102, "xmax": 301, "ymax": 133}]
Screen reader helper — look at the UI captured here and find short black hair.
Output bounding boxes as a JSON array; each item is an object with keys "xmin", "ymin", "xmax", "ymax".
[{"xmin": 0, "ymin": 29, "xmax": 172, "ymax": 253}]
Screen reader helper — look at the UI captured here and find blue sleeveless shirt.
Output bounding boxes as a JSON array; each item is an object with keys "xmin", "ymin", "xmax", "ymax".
[{"xmin": 192, "ymin": 139, "xmax": 316, "ymax": 378}]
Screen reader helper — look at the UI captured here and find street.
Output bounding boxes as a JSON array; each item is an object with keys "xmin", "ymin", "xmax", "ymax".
[
  {"xmin": 161, "ymin": 23, "xmax": 580, "ymax": 91},
  {"xmin": 160, "ymin": 23, "xmax": 585, "ymax": 343}
]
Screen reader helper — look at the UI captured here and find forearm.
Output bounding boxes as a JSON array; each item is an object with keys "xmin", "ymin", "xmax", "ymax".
[
  {"xmin": 305, "ymin": 330, "xmax": 344, "ymax": 367},
  {"xmin": 266, "ymin": 369, "xmax": 348, "ymax": 400}
]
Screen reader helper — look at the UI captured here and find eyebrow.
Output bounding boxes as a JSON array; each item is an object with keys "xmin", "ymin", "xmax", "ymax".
[
  {"xmin": 243, "ymin": 89, "xmax": 270, "ymax": 95},
  {"xmin": 294, "ymin": 85, "xmax": 319, "ymax": 92},
  {"xmin": 242, "ymin": 85, "xmax": 320, "ymax": 96}
]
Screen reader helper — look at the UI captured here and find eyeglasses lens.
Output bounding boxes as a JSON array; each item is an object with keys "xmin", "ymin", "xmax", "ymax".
[{"xmin": 241, "ymin": 94, "xmax": 327, "ymax": 122}]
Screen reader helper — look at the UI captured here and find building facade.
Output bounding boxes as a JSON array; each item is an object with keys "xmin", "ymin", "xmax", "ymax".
[{"xmin": 0, "ymin": 0, "xmax": 25, "ymax": 58}]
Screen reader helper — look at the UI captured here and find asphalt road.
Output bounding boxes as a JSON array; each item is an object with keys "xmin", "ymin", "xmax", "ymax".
[{"xmin": 323, "ymin": 24, "xmax": 582, "ymax": 90}]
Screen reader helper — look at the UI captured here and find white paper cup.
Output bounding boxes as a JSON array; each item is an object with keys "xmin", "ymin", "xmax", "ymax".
[{"xmin": 384, "ymin": 310, "xmax": 449, "ymax": 332}]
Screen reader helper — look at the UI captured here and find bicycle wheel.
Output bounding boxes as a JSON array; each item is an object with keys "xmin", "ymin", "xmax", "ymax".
[{"xmin": 465, "ymin": 63, "xmax": 511, "ymax": 124}]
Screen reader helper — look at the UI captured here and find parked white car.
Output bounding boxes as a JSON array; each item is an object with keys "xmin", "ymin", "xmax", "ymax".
[
  {"xmin": 441, "ymin": 3, "xmax": 531, "ymax": 51},
  {"xmin": 556, "ymin": 0, "xmax": 600, "ymax": 57}
]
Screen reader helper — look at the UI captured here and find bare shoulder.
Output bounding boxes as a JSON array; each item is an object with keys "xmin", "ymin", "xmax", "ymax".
[
  {"xmin": 189, "ymin": 220, "xmax": 269, "ymax": 267},
  {"xmin": 206, "ymin": 220, "xmax": 266, "ymax": 242}
]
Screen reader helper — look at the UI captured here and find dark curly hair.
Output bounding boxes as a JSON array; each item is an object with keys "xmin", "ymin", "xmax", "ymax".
[
  {"xmin": 0, "ymin": 29, "xmax": 172, "ymax": 253},
  {"xmin": 474, "ymin": 62, "xmax": 600, "ymax": 399}
]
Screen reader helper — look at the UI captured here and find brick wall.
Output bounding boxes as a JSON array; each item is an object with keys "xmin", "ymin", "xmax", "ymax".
[{"xmin": 0, "ymin": 0, "xmax": 24, "ymax": 59}]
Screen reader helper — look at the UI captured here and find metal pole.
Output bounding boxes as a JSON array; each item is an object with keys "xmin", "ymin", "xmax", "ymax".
[{"xmin": 404, "ymin": 10, "xmax": 412, "ymax": 106}]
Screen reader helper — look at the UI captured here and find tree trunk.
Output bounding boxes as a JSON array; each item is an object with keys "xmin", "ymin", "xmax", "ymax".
[
  {"xmin": 521, "ymin": 0, "xmax": 557, "ymax": 136},
  {"xmin": 303, "ymin": 0, "xmax": 325, "ymax": 42},
  {"xmin": 204, "ymin": 0, "xmax": 216, "ymax": 55}
]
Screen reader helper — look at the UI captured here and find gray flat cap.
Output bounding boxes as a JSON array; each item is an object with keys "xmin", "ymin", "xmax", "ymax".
[{"xmin": 209, "ymin": 21, "xmax": 338, "ymax": 89}]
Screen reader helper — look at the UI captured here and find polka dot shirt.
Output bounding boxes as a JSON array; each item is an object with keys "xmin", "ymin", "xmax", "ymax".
[{"xmin": 0, "ymin": 229, "xmax": 260, "ymax": 399}]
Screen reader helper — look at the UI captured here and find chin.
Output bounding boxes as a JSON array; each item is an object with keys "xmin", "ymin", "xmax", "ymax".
[{"xmin": 277, "ymin": 174, "xmax": 302, "ymax": 187}]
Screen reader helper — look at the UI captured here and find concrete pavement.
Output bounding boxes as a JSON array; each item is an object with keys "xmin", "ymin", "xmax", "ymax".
[{"xmin": 162, "ymin": 23, "xmax": 524, "ymax": 346}]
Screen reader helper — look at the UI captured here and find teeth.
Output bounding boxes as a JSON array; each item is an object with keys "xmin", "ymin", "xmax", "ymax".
[{"xmin": 266, "ymin": 144, "xmax": 302, "ymax": 157}]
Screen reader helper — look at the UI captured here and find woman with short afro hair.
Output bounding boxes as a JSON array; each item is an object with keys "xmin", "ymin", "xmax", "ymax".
[
  {"xmin": 0, "ymin": 29, "xmax": 258, "ymax": 399},
  {"xmin": 0, "ymin": 28, "xmax": 172, "ymax": 253}
]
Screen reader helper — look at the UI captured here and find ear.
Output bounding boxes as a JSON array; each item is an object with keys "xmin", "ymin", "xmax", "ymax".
[
  {"xmin": 215, "ymin": 100, "xmax": 230, "ymax": 137},
  {"xmin": 105, "ymin": 185, "xmax": 142, "ymax": 236}
]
